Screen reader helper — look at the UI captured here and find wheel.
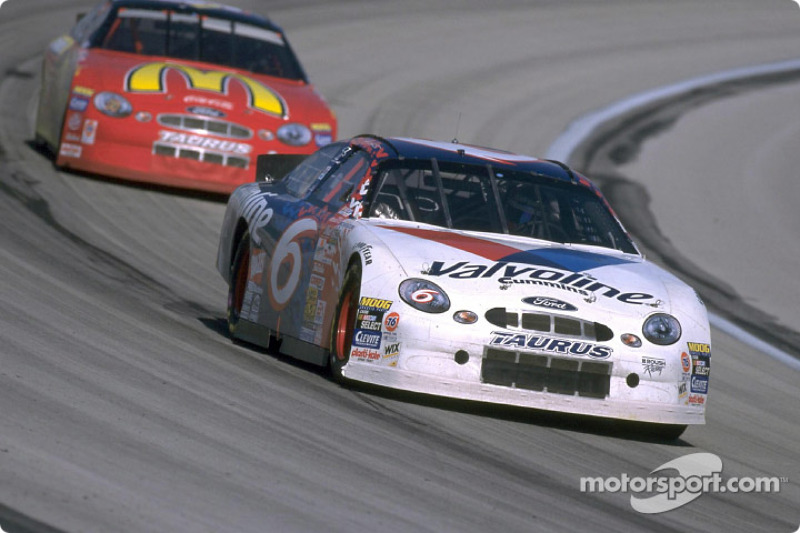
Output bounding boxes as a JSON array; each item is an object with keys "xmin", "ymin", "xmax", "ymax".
[
  {"xmin": 329, "ymin": 263, "xmax": 362, "ymax": 381},
  {"xmin": 227, "ymin": 232, "xmax": 251, "ymax": 338},
  {"xmin": 648, "ymin": 423, "xmax": 687, "ymax": 441}
]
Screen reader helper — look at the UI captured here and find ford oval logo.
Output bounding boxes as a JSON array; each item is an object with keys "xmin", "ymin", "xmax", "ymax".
[
  {"xmin": 187, "ymin": 106, "xmax": 226, "ymax": 118},
  {"xmin": 522, "ymin": 296, "xmax": 578, "ymax": 312}
]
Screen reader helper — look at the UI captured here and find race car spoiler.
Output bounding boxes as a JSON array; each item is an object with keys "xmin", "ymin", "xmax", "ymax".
[{"xmin": 255, "ymin": 154, "xmax": 308, "ymax": 183}]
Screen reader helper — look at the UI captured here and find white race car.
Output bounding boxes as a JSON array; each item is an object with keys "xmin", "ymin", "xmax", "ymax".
[{"xmin": 217, "ymin": 135, "xmax": 711, "ymax": 438}]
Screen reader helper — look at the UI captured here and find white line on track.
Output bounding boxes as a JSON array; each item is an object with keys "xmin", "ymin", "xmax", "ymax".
[{"xmin": 546, "ymin": 58, "xmax": 800, "ymax": 372}]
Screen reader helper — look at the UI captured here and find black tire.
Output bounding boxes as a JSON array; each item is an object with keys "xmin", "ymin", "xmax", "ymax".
[
  {"xmin": 227, "ymin": 232, "xmax": 251, "ymax": 339},
  {"xmin": 329, "ymin": 263, "xmax": 362, "ymax": 382},
  {"xmin": 648, "ymin": 423, "xmax": 687, "ymax": 441}
]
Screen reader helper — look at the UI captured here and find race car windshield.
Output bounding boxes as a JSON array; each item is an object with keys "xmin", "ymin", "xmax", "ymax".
[
  {"xmin": 368, "ymin": 160, "xmax": 638, "ymax": 254},
  {"xmin": 97, "ymin": 8, "xmax": 306, "ymax": 81}
]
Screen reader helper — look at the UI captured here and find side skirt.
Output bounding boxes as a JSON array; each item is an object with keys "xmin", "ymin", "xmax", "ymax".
[{"xmin": 234, "ymin": 320, "xmax": 328, "ymax": 367}]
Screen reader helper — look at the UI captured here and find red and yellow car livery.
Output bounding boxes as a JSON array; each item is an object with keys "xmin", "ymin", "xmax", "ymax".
[{"xmin": 35, "ymin": 0, "xmax": 336, "ymax": 193}]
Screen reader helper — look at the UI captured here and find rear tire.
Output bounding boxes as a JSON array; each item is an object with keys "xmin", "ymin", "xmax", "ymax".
[
  {"xmin": 227, "ymin": 232, "xmax": 251, "ymax": 339},
  {"xmin": 329, "ymin": 263, "xmax": 362, "ymax": 381}
]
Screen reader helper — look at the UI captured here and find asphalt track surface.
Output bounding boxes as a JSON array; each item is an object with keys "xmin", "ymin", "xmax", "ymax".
[{"xmin": 0, "ymin": 1, "xmax": 798, "ymax": 532}]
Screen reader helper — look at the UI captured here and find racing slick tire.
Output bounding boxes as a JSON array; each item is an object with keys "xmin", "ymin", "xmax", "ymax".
[
  {"xmin": 227, "ymin": 231, "xmax": 251, "ymax": 339},
  {"xmin": 330, "ymin": 262, "xmax": 362, "ymax": 382}
]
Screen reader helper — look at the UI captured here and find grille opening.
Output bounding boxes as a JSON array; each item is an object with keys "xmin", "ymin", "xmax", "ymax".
[
  {"xmin": 482, "ymin": 349, "xmax": 611, "ymax": 398},
  {"xmin": 153, "ymin": 142, "xmax": 250, "ymax": 169},
  {"xmin": 554, "ymin": 317, "xmax": 582, "ymax": 336},
  {"xmin": 157, "ymin": 114, "xmax": 253, "ymax": 139},
  {"xmin": 486, "ymin": 307, "xmax": 614, "ymax": 342},
  {"xmin": 522, "ymin": 313, "xmax": 550, "ymax": 331}
]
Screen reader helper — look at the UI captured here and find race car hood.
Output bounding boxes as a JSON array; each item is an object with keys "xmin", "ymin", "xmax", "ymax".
[
  {"xmin": 361, "ymin": 222, "xmax": 685, "ymax": 317},
  {"xmin": 74, "ymin": 49, "xmax": 335, "ymax": 126}
]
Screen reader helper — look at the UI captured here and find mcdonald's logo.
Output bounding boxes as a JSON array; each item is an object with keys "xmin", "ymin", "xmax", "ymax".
[{"xmin": 125, "ymin": 62, "xmax": 286, "ymax": 117}]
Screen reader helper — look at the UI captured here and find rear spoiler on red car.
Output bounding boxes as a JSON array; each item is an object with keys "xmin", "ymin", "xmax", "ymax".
[{"xmin": 255, "ymin": 154, "xmax": 308, "ymax": 183}]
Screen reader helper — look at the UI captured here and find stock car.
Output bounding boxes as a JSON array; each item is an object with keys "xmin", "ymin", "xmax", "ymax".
[
  {"xmin": 34, "ymin": 0, "xmax": 336, "ymax": 193},
  {"xmin": 217, "ymin": 135, "xmax": 711, "ymax": 437}
]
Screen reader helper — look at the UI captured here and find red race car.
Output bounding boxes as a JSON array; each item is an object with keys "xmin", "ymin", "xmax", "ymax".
[{"xmin": 34, "ymin": 0, "xmax": 337, "ymax": 193}]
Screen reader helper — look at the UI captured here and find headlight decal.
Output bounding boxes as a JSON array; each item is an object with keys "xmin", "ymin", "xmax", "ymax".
[
  {"xmin": 399, "ymin": 279, "xmax": 450, "ymax": 313},
  {"xmin": 94, "ymin": 92, "xmax": 132, "ymax": 118},
  {"xmin": 642, "ymin": 313, "xmax": 682, "ymax": 345},
  {"xmin": 277, "ymin": 123, "xmax": 312, "ymax": 146}
]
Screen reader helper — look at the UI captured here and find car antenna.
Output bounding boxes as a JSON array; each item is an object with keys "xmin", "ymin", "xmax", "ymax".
[
  {"xmin": 452, "ymin": 112, "xmax": 462, "ymax": 145},
  {"xmin": 452, "ymin": 113, "xmax": 466, "ymax": 155}
]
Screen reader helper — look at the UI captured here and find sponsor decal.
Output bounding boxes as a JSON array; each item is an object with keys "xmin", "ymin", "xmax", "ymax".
[
  {"xmin": 678, "ymin": 380, "xmax": 688, "ymax": 400},
  {"xmin": 359, "ymin": 297, "xmax": 392, "ymax": 312},
  {"xmin": 355, "ymin": 242, "xmax": 373, "ymax": 265},
  {"xmin": 352, "ymin": 348, "xmax": 381, "ymax": 361},
  {"xmin": 184, "ymin": 95, "xmax": 234, "ymax": 111},
  {"xmin": 81, "ymin": 119, "xmax": 98, "ymax": 145},
  {"xmin": 241, "ymin": 192, "xmax": 276, "ymax": 245},
  {"xmin": 158, "ymin": 131, "xmax": 251, "ymax": 154},
  {"xmin": 688, "ymin": 342, "xmax": 710, "ymax": 393},
  {"xmin": 357, "ymin": 310, "xmax": 383, "ymax": 331},
  {"xmin": 691, "ymin": 375, "xmax": 709, "ymax": 394},
  {"xmin": 426, "ymin": 260, "xmax": 655, "ymax": 305},
  {"xmin": 72, "ymin": 86, "xmax": 94, "ymax": 97},
  {"xmin": 69, "ymin": 95, "xmax": 89, "ymax": 112},
  {"xmin": 384, "ymin": 342, "xmax": 400, "ymax": 358},
  {"xmin": 687, "ymin": 342, "xmax": 710, "ymax": 355},
  {"xmin": 315, "ymin": 133, "xmax": 333, "ymax": 147},
  {"xmin": 522, "ymin": 296, "xmax": 578, "ymax": 312},
  {"xmin": 59, "ymin": 143, "xmax": 82, "ymax": 158},
  {"xmin": 353, "ymin": 330, "xmax": 381, "ymax": 350},
  {"xmin": 681, "ymin": 352, "xmax": 691, "ymax": 373},
  {"xmin": 67, "ymin": 112, "xmax": 82, "ymax": 131},
  {"xmin": 692, "ymin": 357, "xmax": 710, "ymax": 377},
  {"xmin": 688, "ymin": 393, "xmax": 705, "ymax": 405},
  {"xmin": 125, "ymin": 62, "xmax": 288, "ymax": 118},
  {"xmin": 642, "ymin": 357, "xmax": 666, "ymax": 377},
  {"xmin": 187, "ymin": 106, "xmax": 226, "ymax": 118},
  {"xmin": 126, "ymin": 62, "xmax": 286, "ymax": 117},
  {"xmin": 384, "ymin": 312, "xmax": 400, "ymax": 332},
  {"xmin": 490, "ymin": 331, "xmax": 612, "ymax": 359}
]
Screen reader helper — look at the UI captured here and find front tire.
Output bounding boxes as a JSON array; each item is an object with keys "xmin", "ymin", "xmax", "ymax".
[
  {"xmin": 227, "ymin": 232, "xmax": 251, "ymax": 339},
  {"xmin": 330, "ymin": 263, "xmax": 362, "ymax": 381}
]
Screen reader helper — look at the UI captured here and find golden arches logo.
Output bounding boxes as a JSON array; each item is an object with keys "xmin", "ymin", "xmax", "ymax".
[{"xmin": 125, "ymin": 62, "xmax": 286, "ymax": 117}]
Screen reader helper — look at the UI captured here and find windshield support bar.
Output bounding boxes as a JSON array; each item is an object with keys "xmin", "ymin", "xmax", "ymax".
[
  {"xmin": 430, "ymin": 158, "xmax": 453, "ymax": 229},
  {"xmin": 486, "ymin": 164, "xmax": 508, "ymax": 234}
]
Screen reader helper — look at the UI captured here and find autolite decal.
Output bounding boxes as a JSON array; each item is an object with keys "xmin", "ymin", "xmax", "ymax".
[
  {"xmin": 126, "ymin": 62, "xmax": 287, "ymax": 117},
  {"xmin": 490, "ymin": 331, "xmax": 613, "ymax": 359},
  {"xmin": 428, "ymin": 261, "xmax": 655, "ymax": 305},
  {"xmin": 158, "ymin": 131, "xmax": 251, "ymax": 154}
]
